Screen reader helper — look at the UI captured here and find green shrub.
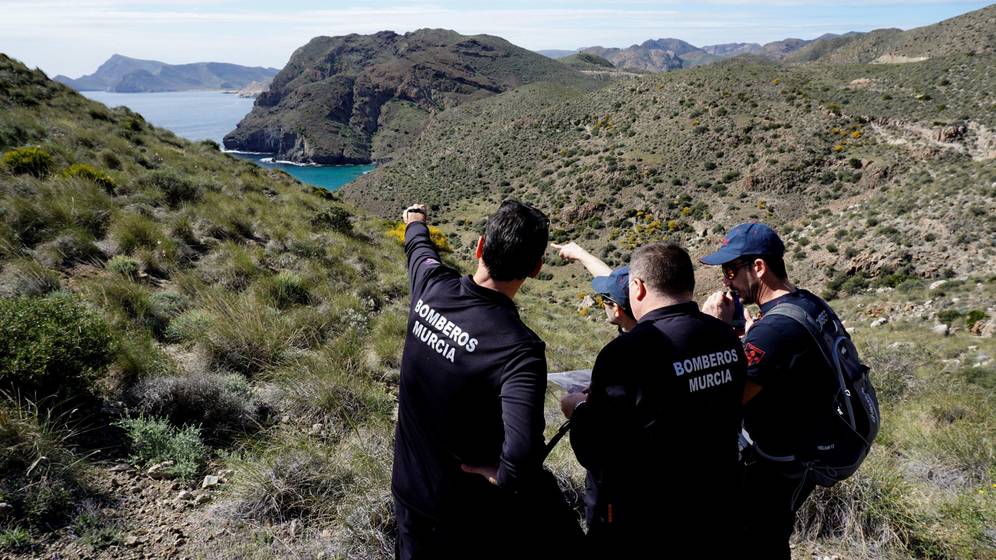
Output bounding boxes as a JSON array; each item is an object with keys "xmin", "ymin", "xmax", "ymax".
[
  {"xmin": 261, "ymin": 271, "xmax": 311, "ymax": 308},
  {"xmin": 98, "ymin": 149, "xmax": 122, "ymax": 170},
  {"xmin": 1, "ymin": 146, "xmax": 52, "ymax": 177},
  {"xmin": 24, "ymin": 483, "xmax": 72, "ymax": 528},
  {"xmin": 0, "ymin": 295, "xmax": 115, "ymax": 394},
  {"xmin": 110, "ymin": 212, "xmax": 170, "ymax": 255},
  {"xmin": 311, "ymin": 205, "xmax": 353, "ymax": 234},
  {"xmin": 164, "ymin": 308, "xmax": 213, "ymax": 344},
  {"xmin": 116, "ymin": 416, "xmax": 207, "ymax": 481},
  {"xmin": 128, "ymin": 372, "xmax": 264, "ymax": 443},
  {"xmin": 0, "ymin": 528, "xmax": 32, "ymax": 552},
  {"xmin": 114, "ymin": 330, "xmax": 174, "ymax": 382},
  {"xmin": 62, "ymin": 163, "xmax": 115, "ymax": 192},
  {"xmin": 138, "ymin": 169, "xmax": 200, "ymax": 207},
  {"xmin": 106, "ymin": 254, "xmax": 139, "ymax": 277},
  {"xmin": 964, "ymin": 309, "xmax": 986, "ymax": 328},
  {"xmin": 937, "ymin": 309, "xmax": 962, "ymax": 326},
  {"xmin": 959, "ymin": 366, "xmax": 995, "ymax": 390}
]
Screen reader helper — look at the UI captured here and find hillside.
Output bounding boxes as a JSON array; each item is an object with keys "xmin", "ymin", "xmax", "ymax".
[
  {"xmin": 54, "ymin": 54, "xmax": 278, "ymax": 93},
  {"xmin": 344, "ymin": 51, "xmax": 996, "ymax": 293},
  {"xmin": 0, "ymin": 52, "xmax": 617, "ymax": 559},
  {"xmin": 0, "ymin": 53, "xmax": 410, "ymax": 558},
  {"xmin": 786, "ymin": 4, "xmax": 995, "ymax": 64},
  {"xmin": 223, "ymin": 29, "xmax": 596, "ymax": 165},
  {"xmin": 3, "ymin": 8, "xmax": 996, "ymax": 559}
]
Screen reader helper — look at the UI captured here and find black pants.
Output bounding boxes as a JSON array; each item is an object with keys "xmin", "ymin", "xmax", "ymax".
[
  {"xmin": 394, "ymin": 497, "xmax": 505, "ymax": 560},
  {"xmin": 395, "ymin": 471, "xmax": 583, "ymax": 560},
  {"xmin": 741, "ymin": 459, "xmax": 816, "ymax": 560}
]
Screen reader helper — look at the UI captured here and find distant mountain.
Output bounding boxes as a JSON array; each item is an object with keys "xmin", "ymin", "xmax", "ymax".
[
  {"xmin": 581, "ymin": 39, "xmax": 691, "ymax": 72},
  {"xmin": 537, "ymin": 49, "xmax": 578, "ymax": 59},
  {"xmin": 559, "ymin": 52, "xmax": 615, "ymax": 69},
  {"xmin": 701, "ymin": 43, "xmax": 763, "ymax": 57},
  {"xmin": 578, "ymin": 36, "xmax": 812, "ymax": 72},
  {"xmin": 785, "ymin": 4, "xmax": 995, "ymax": 63},
  {"xmin": 224, "ymin": 29, "xmax": 594, "ymax": 165},
  {"xmin": 53, "ymin": 54, "xmax": 279, "ymax": 93}
]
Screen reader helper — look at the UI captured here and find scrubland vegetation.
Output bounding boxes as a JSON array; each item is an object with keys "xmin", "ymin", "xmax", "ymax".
[{"xmin": 1, "ymin": 9, "xmax": 994, "ymax": 556}]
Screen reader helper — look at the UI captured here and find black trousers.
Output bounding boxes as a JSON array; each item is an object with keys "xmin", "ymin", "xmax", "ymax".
[
  {"xmin": 395, "ymin": 471, "xmax": 583, "ymax": 560},
  {"xmin": 394, "ymin": 497, "xmax": 506, "ymax": 560},
  {"xmin": 740, "ymin": 459, "xmax": 817, "ymax": 560}
]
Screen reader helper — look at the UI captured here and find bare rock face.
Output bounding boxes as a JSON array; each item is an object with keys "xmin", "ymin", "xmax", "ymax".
[{"xmin": 224, "ymin": 29, "xmax": 577, "ymax": 164}]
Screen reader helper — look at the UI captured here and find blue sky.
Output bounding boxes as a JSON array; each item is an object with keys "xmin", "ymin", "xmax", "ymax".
[{"xmin": 1, "ymin": 1, "xmax": 991, "ymax": 77}]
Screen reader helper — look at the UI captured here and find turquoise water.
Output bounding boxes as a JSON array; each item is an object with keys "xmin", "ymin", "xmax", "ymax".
[
  {"xmin": 228, "ymin": 153, "xmax": 375, "ymax": 186},
  {"xmin": 81, "ymin": 90, "xmax": 372, "ymax": 191}
]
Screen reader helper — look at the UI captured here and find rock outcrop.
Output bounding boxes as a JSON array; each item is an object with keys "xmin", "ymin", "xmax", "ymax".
[{"xmin": 223, "ymin": 29, "xmax": 582, "ymax": 164}]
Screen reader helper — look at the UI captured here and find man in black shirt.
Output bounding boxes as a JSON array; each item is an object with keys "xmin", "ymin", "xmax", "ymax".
[
  {"xmin": 393, "ymin": 200, "xmax": 559, "ymax": 560},
  {"xmin": 700, "ymin": 222, "xmax": 842, "ymax": 559},
  {"xmin": 561, "ymin": 243, "xmax": 747, "ymax": 557}
]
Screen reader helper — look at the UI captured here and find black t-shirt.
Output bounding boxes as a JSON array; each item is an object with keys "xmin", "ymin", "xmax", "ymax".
[
  {"xmin": 569, "ymin": 302, "xmax": 747, "ymax": 531},
  {"xmin": 391, "ymin": 222, "xmax": 547, "ymax": 522},
  {"xmin": 742, "ymin": 289, "xmax": 841, "ymax": 458}
]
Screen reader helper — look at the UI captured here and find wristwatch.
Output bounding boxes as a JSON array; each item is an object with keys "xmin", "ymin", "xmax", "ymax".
[{"xmin": 572, "ymin": 399, "xmax": 587, "ymax": 416}]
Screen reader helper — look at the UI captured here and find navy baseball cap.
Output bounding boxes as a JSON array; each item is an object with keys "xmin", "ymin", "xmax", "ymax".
[
  {"xmin": 592, "ymin": 266, "xmax": 630, "ymax": 313},
  {"xmin": 700, "ymin": 223, "xmax": 785, "ymax": 265}
]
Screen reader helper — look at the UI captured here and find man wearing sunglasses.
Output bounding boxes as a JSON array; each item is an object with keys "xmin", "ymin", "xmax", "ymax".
[
  {"xmin": 552, "ymin": 241, "xmax": 636, "ymax": 332},
  {"xmin": 700, "ymin": 222, "xmax": 846, "ymax": 559}
]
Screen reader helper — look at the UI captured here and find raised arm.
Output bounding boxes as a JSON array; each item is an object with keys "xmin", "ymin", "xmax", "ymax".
[
  {"xmin": 403, "ymin": 204, "xmax": 441, "ymax": 293},
  {"xmin": 552, "ymin": 241, "xmax": 613, "ymax": 277}
]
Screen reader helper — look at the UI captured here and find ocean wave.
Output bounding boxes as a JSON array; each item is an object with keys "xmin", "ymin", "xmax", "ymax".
[
  {"xmin": 222, "ymin": 149, "xmax": 273, "ymax": 155},
  {"xmin": 265, "ymin": 158, "xmax": 320, "ymax": 167}
]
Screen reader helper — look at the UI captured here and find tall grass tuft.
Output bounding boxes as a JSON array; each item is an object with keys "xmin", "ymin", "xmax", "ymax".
[
  {"xmin": 0, "ymin": 393, "xmax": 91, "ymax": 529},
  {"xmin": 229, "ymin": 437, "xmax": 354, "ymax": 523},
  {"xmin": 201, "ymin": 292, "xmax": 301, "ymax": 376}
]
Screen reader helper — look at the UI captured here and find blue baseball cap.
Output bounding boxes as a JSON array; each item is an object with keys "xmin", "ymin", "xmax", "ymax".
[
  {"xmin": 700, "ymin": 223, "xmax": 785, "ymax": 265},
  {"xmin": 592, "ymin": 266, "xmax": 630, "ymax": 313}
]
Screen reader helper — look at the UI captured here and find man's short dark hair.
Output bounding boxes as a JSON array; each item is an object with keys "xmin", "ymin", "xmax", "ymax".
[
  {"xmin": 744, "ymin": 254, "xmax": 788, "ymax": 281},
  {"xmin": 629, "ymin": 243, "xmax": 695, "ymax": 297},
  {"xmin": 482, "ymin": 200, "xmax": 550, "ymax": 281}
]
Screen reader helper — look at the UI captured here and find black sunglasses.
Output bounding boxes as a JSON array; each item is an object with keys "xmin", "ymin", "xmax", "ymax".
[{"xmin": 722, "ymin": 259, "xmax": 751, "ymax": 280}]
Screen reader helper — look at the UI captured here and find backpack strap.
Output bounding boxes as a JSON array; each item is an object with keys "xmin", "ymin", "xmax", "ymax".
[{"xmin": 763, "ymin": 301, "xmax": 857, "ymax": 428}]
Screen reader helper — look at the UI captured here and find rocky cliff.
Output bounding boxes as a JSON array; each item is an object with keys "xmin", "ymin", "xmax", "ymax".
[{"xmin": 222, "ymin": 29, "xmax": 584, "ymax": 164}]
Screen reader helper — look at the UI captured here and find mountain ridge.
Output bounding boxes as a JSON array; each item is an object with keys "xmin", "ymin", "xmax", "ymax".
[
  {"xmin": 223, "ymin": 28, "xmax": 599, "ymax": 165},
  {"xmin": 54, "ymin": 54, "xmax": 279, "ymax": 93}
]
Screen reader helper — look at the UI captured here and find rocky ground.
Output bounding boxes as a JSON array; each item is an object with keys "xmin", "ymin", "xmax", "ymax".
[{"xmin": 15, "ymin": 461, "xmax": 231, "ymax": 559}]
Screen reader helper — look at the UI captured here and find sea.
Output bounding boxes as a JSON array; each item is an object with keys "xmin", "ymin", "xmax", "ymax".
[{"xmin": 81, "ymin": 91, "xmax": 374, "ymax": 191}]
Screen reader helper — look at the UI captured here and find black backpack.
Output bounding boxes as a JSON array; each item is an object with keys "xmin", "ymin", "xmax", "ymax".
[{"xmin": 752, "ymin": 298, "xmax": 880, "ymax": 487}]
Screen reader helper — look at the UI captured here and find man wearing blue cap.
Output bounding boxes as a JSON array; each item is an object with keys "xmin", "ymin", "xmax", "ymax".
[
  {"xmin": 553, "ymin": 242, "xmax": 636, "ymax": 332},
  {"xmin": 700, "ymin": 222, "xmax": 846, "ymax": 559}
]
